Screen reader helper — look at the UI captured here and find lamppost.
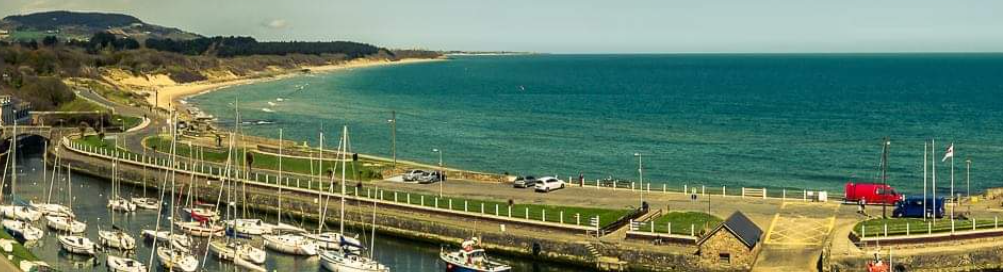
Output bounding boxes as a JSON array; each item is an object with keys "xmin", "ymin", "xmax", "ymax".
[
  {"xmin": 634, "ymin": 153, "xmax": 643, "ymax": 206},
  {"xmin": 433, "ymin": 148, "xmax": 443, "ymax": 197},
  {"xmin": 388, "ymin": 111, "xmax": 396, "ymax": 168},
  {"xmin": 966, "ymin": 157, "xmax": 971, "ymax": 201}
]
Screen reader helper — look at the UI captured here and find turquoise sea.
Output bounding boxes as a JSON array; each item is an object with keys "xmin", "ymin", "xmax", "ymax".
[{"xmin": 190, "ymin": 54, "xmax": 1003, "ymax": 195}]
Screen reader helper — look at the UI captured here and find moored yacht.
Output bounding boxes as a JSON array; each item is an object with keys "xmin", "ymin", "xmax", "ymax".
[
  {"xmin": 2, "ymin": 219, "xmax": 44, "ymax": 241},
  {"xmin": 44, "ymin": 215, "xmax": 86, "ymax": 233},
  {"xmin": 99, "ymin": 229, "xmax": 137, "ymax": 250},
  {"xmin": 57, "ymin": 235, "xmax": 97, "ymax": 256},
  {"xmin": 0, "ymin": 205, "xmax": 42, "ymax": 222},
  {"xmin": 107, "ymin": 255, "xmax": 148, "ymax": 272},
  {"xmin": 262, "ymin": 233, "xmax": 318, "ymax": 256},
  {"xmin": 440, "ymin": 238, "xmax": 511, "ymax": 272},
  {"xmin": 156, "ymin": 247, "xmax": 199, "ymax": 272}
]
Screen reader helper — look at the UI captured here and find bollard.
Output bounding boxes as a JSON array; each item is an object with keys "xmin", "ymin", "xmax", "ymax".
[
  {"xmin": 723, "ymin": 186, "xmax": 726, "ymax": 197},
  {"xmin": 702, "ymin": 185, "xmax": 705, "ymax": 196},
  {"xmin": 435, "ymin": 198, "xmax": 439, "ymax": 208},
  {"xmin": 421, "ymin": 195, "xmax": 424, "ymax": 206},
  {"xmin": 394, "ymin": 192, "xmax": 398, "ymax": 202},
  {"xmin": 481, "ymin": 203, "xmax": 485, "ymax": 214},
  {"xmin": 803, "ymin": 190, "xmax": 807, "ymax": 202},
  {"xmin": 495, "ymin": 204, "xmax": 499, "ymax": 216},
  {"xmin": 742, "ymin": 187, "xmax": 746, "ymax": 198},
  {"xmin": 996, "ymin": 217, "xmax": 999, "ymax": 229},
  {"xmin": 650, "ymin": 221, "xmax": 654, "ymax": 232},
  {"xmin": 464, "ymin": 201, "xmax": 468, "ymax": 212},
  {"xmin": 508, "ymin": 206, "xmax": 512, "ymax": 217},
  {"xmin": 576, "ymin": 213, "xmax": 581, "ymax": 225},
  {"xmin": 542, "ymin": 210, "xmax": 546, "ymax": 222},
  {"xmin": 928, "ymin": 222, "xmax": 932, "ymax": 234},
  {"xmin": 684, "ymin": 184, "xmax": 688, "ymax": 194},
  {"xmin": 449, "ymin": 199, "xmax": 453, "ymax": 210},
  {"xmin": 763, "ymin": 188, "xmax": 767, "ymax": 199},
  {"xmin": 560, "ymin": 211, "xmax": 564, "ymax": 224},
  {"xmin": 884, "ymin": 224, "xmax": 887, "ymax": 237},
  {"xmin": 973, "ymin": 219, "xmax": 977, "ymax": 231},
  {"xmin": 525, "ymin": 207, "xmax": 529, "ymax": 220},
  {"xmin": 906, "ymin": 223, "xmax": 910, "ymax": 236},
  {"xmin": 663, "ymin": 184, "xmax": 666, "ymax": 193},
  {"xmin": 783, "ymin": 189, "xmax": 786, "ymax": 200},
  {"xmin": 668, "ymin": 222, "xmax": 672, "ymax": 234},
  {"xmin": 691, "ymin": 224, "xmax": 695, "ymax": 237},
  {"xmin": 631, "ymin": 182, "xmax": 635, "ymax": 191},
  {"xmin": 951, "ymin": 220, "xmax": 955, "ymax": 233},
  {"xmin": 862, "ymin": 225, "xmax": 866, "ymax": 238},
  {"xmin": 647, "ymin": 183, "xmax": 650, "ymax": 192}
]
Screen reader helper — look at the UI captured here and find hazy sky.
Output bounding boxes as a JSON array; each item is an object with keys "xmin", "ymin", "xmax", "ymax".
[{"xmin": 2, "ymin": 0, "xmax": 1002, "ymax": 53}]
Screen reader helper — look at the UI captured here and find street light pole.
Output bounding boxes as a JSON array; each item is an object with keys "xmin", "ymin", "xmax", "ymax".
[
  {"xmin": 433, "ymin": 148, "xmax": 443, "ymax": 197},
  {"xmin": 634, "ymin": 153, "xmax": 643, "ymax": 206},
  {"xmin": 388, "ymin": 111, "xmax": 397, "ymax": 168}
]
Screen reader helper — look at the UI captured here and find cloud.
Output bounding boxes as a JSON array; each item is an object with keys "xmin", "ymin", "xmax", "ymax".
[{"xmin": 263, "ymin": 19, "xmax": 288, "ymax": 29}]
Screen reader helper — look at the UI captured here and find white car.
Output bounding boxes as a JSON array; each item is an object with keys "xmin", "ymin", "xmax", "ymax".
[{"xmin": 534, "ymin": 177, "xmax": 565, "ymax": 192}]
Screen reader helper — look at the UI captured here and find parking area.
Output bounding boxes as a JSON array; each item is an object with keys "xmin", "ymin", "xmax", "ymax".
[{"xmin": 764, "ymin": 202, "xmax": 837, "ymax": 246}]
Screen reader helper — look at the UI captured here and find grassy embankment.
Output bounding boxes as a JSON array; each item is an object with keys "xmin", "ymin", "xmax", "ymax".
[
  {"xmin": 854, "ymin": 217, "xmax": 1002, "ymax": 237},
  {"xmin": 71, "ymin": 135, "xmax": 634, "ymax": 227},
  {"xmin": 0, "ymin": 231, "xmax": 41, "ymax": 269},
  {"xmin": 635, "ymin": 211, "xmax": 723, "ymax": 236},
  {"xmin": 54, "ymin": 97, "xmax": 143, "ymax": 131}
]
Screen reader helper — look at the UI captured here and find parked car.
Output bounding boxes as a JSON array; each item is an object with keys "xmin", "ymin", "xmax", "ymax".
[
  {"xmin": 844, "ymin": 182, "xmax": 902, "ymax": 205},
  {"xmin": 513, "ymin": 176, "xmax": 538, "ymax": 188},
  {"xmin": 534, "ymin": 177, "xmax": 565, "ymax": 192},
  {"xmin": 403, "ymin": 170, "xmax": 428, "ymax": 182},
  {"xmin": 418, "ymin": 171, "xmax": 442, "ymax": 184},
  {"xmin": 893, "ymin": 196, "xmax": 945, "ymax": 218}
]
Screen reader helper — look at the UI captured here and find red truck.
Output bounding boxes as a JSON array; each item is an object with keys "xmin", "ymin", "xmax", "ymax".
[{"xmin": 844, "ymin": 182, "xmax": 902, "ymax": 205}]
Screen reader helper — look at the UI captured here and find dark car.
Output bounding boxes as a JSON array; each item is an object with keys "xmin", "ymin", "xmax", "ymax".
[
  {"xmin": 513, "ymin": 176, "xmax": 538, "ymax": 188},
  {"xmin": 893, "ymin": 196, "xmax": 945, "ymax": 218}
]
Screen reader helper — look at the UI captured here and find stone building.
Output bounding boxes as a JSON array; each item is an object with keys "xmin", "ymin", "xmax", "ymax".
[{"xmin": 696, "ymin": 211, "xmax": 763, "ymax": 269}]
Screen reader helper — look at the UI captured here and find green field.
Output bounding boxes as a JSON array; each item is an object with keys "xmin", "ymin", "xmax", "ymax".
[
  {"xmin": 854, "ymin": 217, "xmax": 1000, "ymax": 237},
  {"xmin": 143, "ymin": 136, "xmax": 384, "ymax": 180},
  {"xmin": 637, "ymin": 211, "xmax": 722, "ymax": 236}
]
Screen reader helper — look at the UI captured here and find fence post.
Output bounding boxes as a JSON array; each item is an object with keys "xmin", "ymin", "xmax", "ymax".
[
  {"xmin": 884, "ymin": 223, "xmax": 887, "ymax": 237},
  {"xmin": 951, "ymin": 219, "xmax": 955, "ymax": 234},
  {"xmin": 650, "ymin": 221, "xmax": 654, "ymax": 232},
  {"xmin": 906, "ymin": 222, "xmax": 910, "ymax": 236},
  {"xmin": 691, "ymin": 224, "xmax": 695, "ymax": 237},
  {"xmin": 421, "ymin": 195, "xmax": 424, "ymax": 206},
  {"xmin": 576, "ymin": 213, "xmax": 581, "ymax": 225},
  {"xmin": 464, "ymin": 201, "xmax": 468, "ymax": 212},
  {"xmin": 394, "ymin": 192, "xmax": 398, "ymax": 202},
  {"xmin": 928, "ymin": 222, "xmax": 932, "ymax": 234},
  {"xmin": 803, "ymin": 190, "xmax": 807, "ymax": 202},
  {"xmin": 560, "ymin": 211, "xmax": 564, "ymax": 224},
  {"xmin": 435, "ymin": 198, "xmax": 439, "ymax": 208},
  {"xmin": 647, "ymin": 183, "xmax": 650, "ymax": 192},
  {"xmin": 973, "ymin": 218, "xmax": 977, "ymax": 230},
  {"xmin": 508, "ymin": 206, "xmax": 512, "ymax": 217},
  {"xmin": 702, "ymin": 185, "xmax": 705, "ymax": 196},
  {"xmin": 631, "ymin": 182, "xmax": 635, "ymax": 191},
  {"xmin": 668, "ymin": 222, "xmax": 672, "ymax": 235},
  {"xmin": 481, "ymin": 203, "xmax": 485, "ymax": 214},
  {"xmin": 525, "ymin": 207, "xmax": 529, "ymax": 220},
  {"xmin": 684, "ymin": 184, "xmax": 688, "ymax": 195},
  {"xmin": 542, "ymin": 210, "xmax": 546, "ymax": 222},
  {"xmin": 763, "ymin": 188, "xmax": 767, "ymax": 199},
  {"xmin": 783, "ymin": 189, "xmax": 786, "ymax": 200},
  {"xmin": 742, "ymin": 187, "xmax": 745, "ymax": 198},
  {"xmin": 663, "ymin": 184, "xmax": 666, "ymax": 193},
  {"xmin": 495, "ymin": 204, "xmax": 499, "ymax": 216}
]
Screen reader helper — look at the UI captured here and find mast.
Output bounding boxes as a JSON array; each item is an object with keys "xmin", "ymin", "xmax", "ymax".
[
  {"xmin": 46, "ymin": 143, "xmax": 56, "ymax": 204},
  {"xmin": 923, "ymin": 142, "xmax": 927, "ymax": 221},
  {"xmin": 317, "ymin": 132, "xmax": 324, "ymax": 232},
  {"xmin": 371, "ymin": 197, "xmax": 377, "ymax": 259},
  {"xmin": 67, "ymin": 164, "xmax": 72, "ymax": 211},
  {"xmin": 43, "ymin": 140, "xmax": 47, "ymax": 200},
  {"xmin": 340, "ymin": 126, "xmax": 347, "ymax": 234},
  {"xmin": 278, "ymin": 129, "xmax": 283, "ymax": 224},
  {"xmin": 950, "ymin": 143, "xmax": 955, "ymax": 221},
  {"xmin": 11, "ymin": 121, "xmax": 16, "ymax": 202},
  {"xmin": 932, "ymin": 139, "xmax": 937, "ymax": 224},
  {"xmin": 881, "ymin": 137, "xmax": 889, "ymax": 219}
]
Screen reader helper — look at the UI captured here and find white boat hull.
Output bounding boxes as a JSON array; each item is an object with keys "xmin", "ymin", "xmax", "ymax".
[
  {"xmin": 57, "ymin": 235, "xmax": 96, "ymax": 256},
  {"xmin": 99, "ymin": 230, "xmax": 137, "ymax": 250},
  {"xmin": 130, "ymin": 198, "xmax": 160, "ymax": 210},
  {"xmin": 107, "ymin": 255, "xmax": 148, "ymax": 272},
  {"xmin": 2, "ymin": 219, "xmax": 44, "ymax": 241},
  {"xmin": 320, "ymin": 250, "xmax": 389, "ymax": 272},
  {"xmin": 263, "ymin": 234, "xmax": 317, "ymax": 256},
  {"xmin": 1, "ymin": 206, "xmax": 42, "ymax": 222},
  {"xmin": 108, "ymin": 199, "xmax": 138, "ymax": 212},
  {"xmin": 142, "ymin": 230, "xmax": 191, "ymax": 251},
  {"xmin": 29, "ymin": 202, "xmax": 75, "ymax": 217},
  {"xmin": 156, "ymin": 248, "xmax": 199, "ymax": 272},
  {"xmin": 45, "ymin": 215, "xmax": 86, "ymax": 233},
  {"xmin": 175, "ymin": 221, "xmax": 224, "ymax": 237}
]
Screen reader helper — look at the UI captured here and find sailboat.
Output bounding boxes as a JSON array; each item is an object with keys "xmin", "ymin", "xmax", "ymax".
[
  {"xmin": 31, "ymin": 144, "xmax": 75, "ymax": 217},
  {"xmin": 141, "ymin": 230, "xmax": 191, "ymax": 250},
  {"xmin": 108, "ymin": 157, "xmax": 137, "ymax": 212},
  {"xmin": 306, "ymin": 131, "xmax": 362, "ymax": 252},
  {"xmin": 1, "ymin": 123, "xmax": 44, "ymax": 242},
  {"xmin": 152, "ymin": 112, "xmax": 200, "ymax": 272},
  {"xmin": 131, "ymin": 148, "xmax": 160, "ymax": 210},
  {"xmin": 207, "ymin": 132, "xmax": 267, "ymax": 271},
  {"xmin": 0, "ymin": 123, "xmax": 42, "ymax": 222},
  {"xmin": 107, "ymin": 255, "xmax": 148, "ymax": 272},
  {"xmin": 45, "ymin": 165, "xmax": 86, "ymax": 234},
  {"xmin": 319, "ymin": 126, "xmax": 389, "ymax": 272},
  {"xmin": 57, "ymin": 234, "xmax": 97, "ymax": 256},
  {"xmin": 99, "ymin": 226, "xmax": 137, "ymax": 250},
  {"xmin": 261, "ymin": 128, "xmax": 317, "ymax": 256}
]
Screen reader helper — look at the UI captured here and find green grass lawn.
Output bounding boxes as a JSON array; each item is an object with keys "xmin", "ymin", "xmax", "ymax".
[
  {"xmin": 854, "ymin": 217, "xmax": 1000, "ymax": 237},
  {"xmin": 143, "ymin": 136, "xmax": 384, "ymax": 180},
  {"xmin": 637, "ymin": 211, "xmax": 723, "ymax": 236},
  {"xmin": 110, "ymin": 115, "xmax": 143, "ymax": 131},
  {"xmin": 0, "ymin": 229, "xmax": 41, "ymax": 268}
]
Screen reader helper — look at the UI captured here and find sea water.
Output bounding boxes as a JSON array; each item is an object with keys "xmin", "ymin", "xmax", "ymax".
[{"xmin": 191, "ymin": 54, "xmax": 1003, "ymax": 195}]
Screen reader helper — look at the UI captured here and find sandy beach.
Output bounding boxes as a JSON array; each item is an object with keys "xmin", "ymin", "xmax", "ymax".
[{"xmin": 105, "ymin": 57, "xmax": 445, "ymax": 112}]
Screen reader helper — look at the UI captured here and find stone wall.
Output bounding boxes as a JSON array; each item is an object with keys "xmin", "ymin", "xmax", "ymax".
[{"xmin": 698, "ymin": 230, "xmax": 756, "ymax": 270}]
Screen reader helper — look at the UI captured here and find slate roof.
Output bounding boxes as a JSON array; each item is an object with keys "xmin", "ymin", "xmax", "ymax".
[{"xmin": 697, "ymin": 211, "xmax": 763, "ymax": 250}]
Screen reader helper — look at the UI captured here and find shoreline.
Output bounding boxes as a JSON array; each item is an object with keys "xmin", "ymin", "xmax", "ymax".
[{"xmin": 146, "ymin": 57, "xmax": 446, "ymax": 112}]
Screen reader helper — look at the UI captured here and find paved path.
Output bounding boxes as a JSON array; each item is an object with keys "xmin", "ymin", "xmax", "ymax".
[{"xmin": 753, "ymin": 201, "xmax": 839, "ymax": 271}]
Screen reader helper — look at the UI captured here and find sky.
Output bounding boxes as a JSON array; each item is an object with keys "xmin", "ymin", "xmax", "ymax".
[{"xmin": 2, "ymin": 0, "xmax": 1002, "ymax": 53}]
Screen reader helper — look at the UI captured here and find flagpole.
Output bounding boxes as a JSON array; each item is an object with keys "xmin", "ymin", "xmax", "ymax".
[
  {"xmin": 951, "ymin": 143, "xmax": 955, "ymax": 221},
  {"xmin": 932, "ymin": 139, "xmax": 936, "ymax": 224},
  {"xmin": 923, "ymin": 142, "xmax": 927, "ymax": 221}
]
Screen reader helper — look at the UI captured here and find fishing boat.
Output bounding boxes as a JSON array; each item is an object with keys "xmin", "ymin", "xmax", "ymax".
[
  {"xmin": 225, "ymin": 218, "xmax": 276, "ymax": 236},
  {"xmin": 440, "ymin": 238, "xmax": 511, "ymax": 272},
  {"xmin": 107, "ymin": 255, "xmax": 148, "ymax": 272},
  {"xmin": 44, "ymin": 215, "xmax": 86, "ymax": 233},
  {"xmin": 319, "ymin": 250, "xmax": 389, "ymax": 272},
  {"xmin": 2, "ymin": 219, "xmax": 44, "ymax": 241},
  {"xmin": 156, "ymin": 247, "xmax": 199, "ymax": 272},
  {"xmin": 175, "ymin": 220, "xmax": 224, "ymax": 237},
  {"xmin": 99, "ymin": 229, "xmax": 137, "ymax": 250},
  {"xmin": 209, "ymin": 240, "xmax": 268, "ymax": 264},
  {"xmin": 57, "ymin": 235, "xmax": 97, "ymax": 255},
  {"xmin": 0, "ymin": 205, "xmax": 42, "ymax": 221},
  {"xmin": 141, "ymin": 230, "xmax": 192, "ymax": 251},
  {"xmin": 29, "ymin": 201, "xmax": 74, "ymax": 217},
  {"xmin": 130, "ymin": 197, "xmax": 160, "ymax": 210},
  {"xmin": 263, "ymin": 233, "xmax": 318, "ymax": 256}
]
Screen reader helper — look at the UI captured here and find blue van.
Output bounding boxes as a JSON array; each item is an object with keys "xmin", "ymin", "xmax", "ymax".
[{"xmin": 892, "ymin": 196, "xmax": 945, "ymax": 218}]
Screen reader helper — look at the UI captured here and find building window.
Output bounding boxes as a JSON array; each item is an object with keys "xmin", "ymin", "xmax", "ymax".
[{"xmin": 719, "ymin": 253, "xmax": 731, "ymax": 264}]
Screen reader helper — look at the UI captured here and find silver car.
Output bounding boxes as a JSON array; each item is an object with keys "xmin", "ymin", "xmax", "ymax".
[{"xmin": 403, "ymin": 170, "xmax": 428, "ymax": 182}]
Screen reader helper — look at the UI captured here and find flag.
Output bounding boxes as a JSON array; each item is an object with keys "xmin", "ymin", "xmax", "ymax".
[{"xmin": 942, "ymin": 143, "xmax": 954, "ymax": 162}]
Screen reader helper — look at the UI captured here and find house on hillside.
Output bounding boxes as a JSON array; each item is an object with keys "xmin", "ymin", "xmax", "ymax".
[{"xmin": 696, "ymin": 211, "xmax": 764, "ymax": 268}]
